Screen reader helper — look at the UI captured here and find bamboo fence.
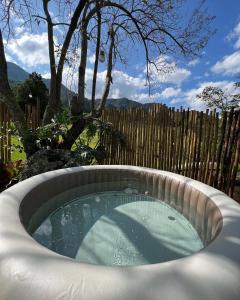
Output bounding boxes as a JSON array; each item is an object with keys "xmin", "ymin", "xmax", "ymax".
[
  {"xmin": 0, "ymin": 101, "xmax": 41, "ymax": 163},
  {"xmin": 24, "ymin": 100, "xmax": 41, "ymax": 131},
  {"xmin": 1, "ymin": 101, "xmax": 239, "ymax": 197},
  {"xmin": 101, "ymin": 104, "xmax": 240, "ymax": 197},
  {"xmin": 0, "ymin": 102, "xmax": 11, "ymax": 163}
]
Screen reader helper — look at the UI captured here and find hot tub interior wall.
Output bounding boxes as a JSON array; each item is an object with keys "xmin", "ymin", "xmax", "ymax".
[{"xmin": 21, "ymin": 169, "xmax": 223, "ymax": 247}]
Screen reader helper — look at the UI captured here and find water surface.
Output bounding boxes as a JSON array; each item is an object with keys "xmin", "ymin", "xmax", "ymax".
[{"xmin": 32, "ymin": 190, "xmax": 203, "ymax": 266}]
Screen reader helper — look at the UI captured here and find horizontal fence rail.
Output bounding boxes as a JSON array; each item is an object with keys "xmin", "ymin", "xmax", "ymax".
[{"xmin": 101, "ymin": 104, "xmax": 240, "ymax": 197}]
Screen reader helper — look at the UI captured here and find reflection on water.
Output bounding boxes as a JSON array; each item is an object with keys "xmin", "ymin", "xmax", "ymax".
[{"xmin": 32, "ymin": 191, "xmax": 203, "ymax": 266}]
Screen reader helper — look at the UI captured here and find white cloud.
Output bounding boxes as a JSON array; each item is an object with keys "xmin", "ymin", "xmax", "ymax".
[
  {"xmin": 160, "ymin": 87, "xmax": 181, "ymax": 98},
  {"xmin": 60, "ymin": 57, "xmax": 190, "ymax": 105},
  {"xmin": 162, "ymin": 67, "xmax": 191, "ymax": 85},
  {"xmin": 62, "ymin": 66, "xmax": 79, "ymax": 92},
  {"xmin": 170, "ymin": 98, "xmax": 184, "ymax": 105},
  {"xmin": 88, "ymin": 54, "xmax": 96, "ymax": 64},
  {"xmin": 15, "ymin": 26, "xmax": 26, "ymax": 35},
  {"xmin": 61, "ymin": 66, "xmax": 171, "ymax": 104},
  {"xmin": 226, "ymin": 21, "xmax": 240, "ymax": 49},
  {"xmin": 62, "ymin": 67, "xmax": 148, "ymax": 101},
  {"xmin": 3, "ymin": 39, "xmax": 16, "ymax": 63},
  {"xmin": 184, "ymin": 80, "xmax": 236, "ymax": 110},
  {"xmin": 149, "ymin": 56, "xmax": 191, "ymax": 86},
  {"xmin": 130, "ymin": 92, "xmax": 162, "ymax": 103},
  {"xmin": 211, "ymin": 21, "xmax": 240, "ymax": 77},
  {"xmin": 42, "ymin": 72, "xmax": 51, "ymax": 79},
  {"xmin": 50, "ymin": 64, "xmax": 239, "ymax": 110},
  {"xmin": 57, "ymin": 54, "xmax": 196, "ymax": 107},
  {"xmin": 89, "ymin": 69, "xmax": 146, "ymax": 100},
  {"xmin": 211, "ymin": 50, "xmax": 240, "ymax": 75},
  {"xmin": 188, "ymin": 58, "xmax": 200, "ymax": 66},
  {"xmin": 6, "ymin": 32, "xmax": 51, "ymax": 67},
  {"xmin": 5, "ymin": 52, "xmax": 16, "ymax": 63}
]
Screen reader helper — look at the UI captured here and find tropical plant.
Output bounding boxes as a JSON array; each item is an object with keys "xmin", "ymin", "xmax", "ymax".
[{"xmin": 0, "ymin": 159, "xmax": 23, "ymax": 191}]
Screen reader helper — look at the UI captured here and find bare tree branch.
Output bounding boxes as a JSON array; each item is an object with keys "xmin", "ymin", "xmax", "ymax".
[{"xmin": 91, "ymin": 1, "xmax": 102, "ymax": 114}]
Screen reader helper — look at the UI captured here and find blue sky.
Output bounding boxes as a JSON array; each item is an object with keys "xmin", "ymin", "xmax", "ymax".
[{"xmin": 3, "ymin": 0, "xmax": 240, "ymax": 110}]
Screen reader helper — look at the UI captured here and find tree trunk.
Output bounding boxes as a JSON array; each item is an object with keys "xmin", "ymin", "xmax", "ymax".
[
  {"xmin": 97, "ymin": 26, "xmax": 115, "ymax": 116},
  {"xmin": 42, "ymin": 0, "xmax": 89, "ymax": 125},
  {"xmin": 78, "ymin": 27, "xmax": 89, "ymax": 115},
  {"xmin": 62, "ymin": 118, "xmax": 86, "ymax": 150},
  {"xmin": 91, "ymin": 7, "xmax": 102, "ymax": 115}
]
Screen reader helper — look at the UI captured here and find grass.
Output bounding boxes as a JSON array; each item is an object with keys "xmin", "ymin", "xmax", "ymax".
[
  {"xmin": 11, "ymin": 135, "xmax": 26, "ymax": 161},
  {"xmin": 72, "ymin": 129, "xmax": 99, "ymax": 150}
]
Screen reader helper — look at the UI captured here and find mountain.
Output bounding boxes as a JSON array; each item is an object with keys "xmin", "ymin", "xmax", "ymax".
[
  {"xmin": 7, "ymin": 62, "xmax": 155, "ymax": 110},
  {"xmin": 105, "ymin": 98, "xmax": 142, "ymax": 109},
  {"xmin": 8, "ymin": 62, "xmax": 29, "ymax": 81},
  {"xmin": 7, "ymin": 62, "xmax": 74, "ymax": 105}
]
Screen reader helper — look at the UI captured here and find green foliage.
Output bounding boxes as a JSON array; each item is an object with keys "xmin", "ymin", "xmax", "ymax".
[
  {"xmin": 9, "ymin": 107, "xmax": 125, "ymax": 171},
  {"xmin": 54, "ymin": 107, "xmax": 71, "ymax": 126},
  {"xmin": 0, "ymin": 123, "xmax": 25, "ymax": 160},
  {"xmin": 71, "ymin": 144, "xmax": 107, "ymax": 165},
  {"xmin": 35, "ymin": 123, "xmax": 60, "ymax": 149},
  {"xmin": 85, "ymin": 122, "xmax": 98, "ymax": 145},
  {"xmin": 33, "ymin": 108, "xmax": 70, "ymax": 150},
  {"xmin": 71, "ymin": 119, "xmax": 125, "ymax": 165},
  {"xmin": 13, "ymin": 72, "xmax": 49, "ymax": 117},
  {"xmin": 0, "ymin": 159, "xmax": 23, "ymax": 191},
  {"xmin": 97, "ymin": 120, "xmax": 126, "ymax": 148},
  {"xmin": 11, "ymin": 135, "xmax": 26, "ymax": 160}
]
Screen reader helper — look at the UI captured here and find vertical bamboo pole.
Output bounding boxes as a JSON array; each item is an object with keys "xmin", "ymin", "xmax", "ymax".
[
  {"xmin": 171, "ymin": 108, "xmax": 177, "ymax": 173},
  {"xmin": 156, "ymin": 105, "xmax": 161, "ymax": 169},
  {"xmin": 183, "ymin": 109, "xmax": 190, "ymax": 177},
  {"xmin": 208, "ymin": 111, "xmax": 218, "ymax": 186},
  {"xmin": 158, "ymin": 105, "xmax": 164, "ymax": 170},
  {"xmin": 224, "ymin": 110, "xmax": 239, "ymax": 194},
  {"xmin": 220, "ymin": 109, "xmax": 234, "ymax": 191},
  {"xmin": 229, "ymin": 111, "xmax": 240, "ymax": 197},
  {"xmin": 0, "ymin": 103, "xmax": 4, "ymax": 161},
  {"xmin": 195, "ymin": 111, "xmax": 203, "ymax": 180},
  {"xmin": 191, "ymin": 111, "xmax": 198, "ymax": 179},
  {"xmin": 7, "ymin": 108, "xmax": 11, "ymax": 161},
  {"xmin": 203, "ymin": 110, "xmax": 213, "ymax": 183},
  {"xmin": 178, "ymin": 108, "xmax": 185, "ymax": 175},
  {"xmin": 199, "ymin": 109, "xmax": 209, "ymax": 182},
  {"xmin": 169, "ymin": 107, "xmax": 175, "ymax": 172},
  {"xmin": 3, "ymin": 105, "xmax": 7, "ymax": 162},
  {"xmin": 214, "ymin": 111, "xmax": 227, "ymax": 189}
]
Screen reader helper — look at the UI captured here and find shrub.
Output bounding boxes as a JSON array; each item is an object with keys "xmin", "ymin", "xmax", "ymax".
[{"xmin": 0, "ymin": 159, "xmax": 23, "ymax": 192}]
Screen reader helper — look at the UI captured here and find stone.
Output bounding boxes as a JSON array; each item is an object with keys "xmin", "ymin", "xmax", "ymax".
[{"xmin": 18, "ymin": 149, "xmax": 72, "ymax": 181}]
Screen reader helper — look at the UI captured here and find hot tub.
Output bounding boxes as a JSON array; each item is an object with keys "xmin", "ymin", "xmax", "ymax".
[{"xmin": 0, "ymin": 165, "xmax": 239, "ymax": 300}]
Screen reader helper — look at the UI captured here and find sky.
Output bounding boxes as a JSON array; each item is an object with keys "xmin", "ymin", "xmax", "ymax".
[{"xmin": 2, "ymin": 0, "xmax": 240, "ymax": 110}]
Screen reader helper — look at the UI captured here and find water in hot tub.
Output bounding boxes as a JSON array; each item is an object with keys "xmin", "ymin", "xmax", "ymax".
[{"xmin": 32, "ymin": 190, "xmax": 203, "ymax": 266}]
